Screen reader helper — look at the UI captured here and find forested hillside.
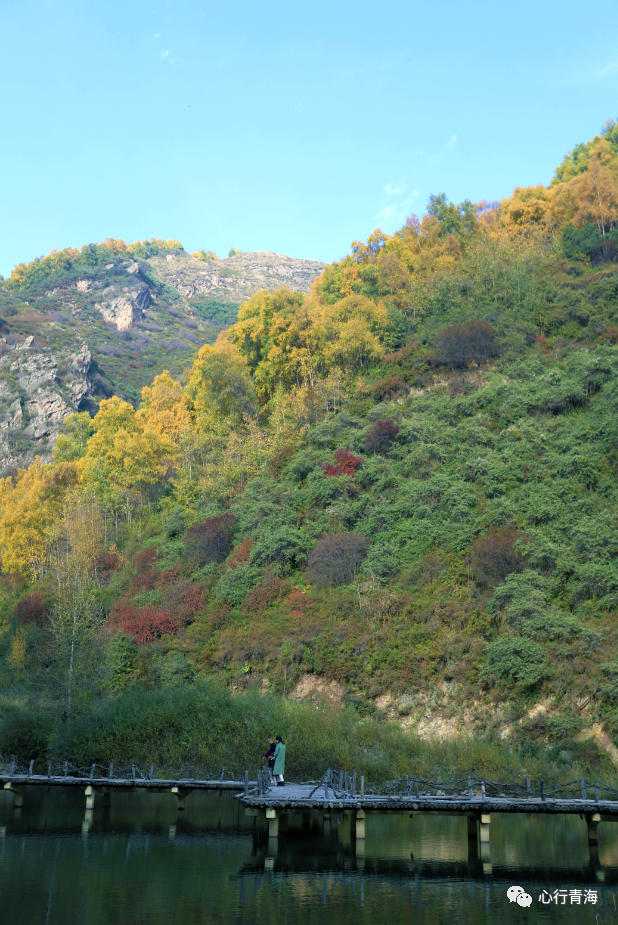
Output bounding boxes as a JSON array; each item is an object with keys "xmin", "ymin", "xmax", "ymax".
[
  {"xmin": 2, "ymin": 121, "xmax": 618, "ymax": 782},
  {"xmin": 0, "ymin": 241, "xmax": 323, "ymax": 472}
]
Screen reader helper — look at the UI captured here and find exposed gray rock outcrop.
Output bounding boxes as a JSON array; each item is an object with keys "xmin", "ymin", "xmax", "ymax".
[
  {"xmin": 0, "ymin": 341, "xmax": 92, "ymax": 470},
  {"xmin": 95, "ymin": 287, "xmax": 151, "ymax": 330}
]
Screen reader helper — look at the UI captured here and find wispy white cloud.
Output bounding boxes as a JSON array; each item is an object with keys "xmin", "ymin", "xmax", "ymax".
[
  {"xmin": 376, "ymin": 190, "xmax": 419, "ymax": 230},
  {"xmin": 160, "ymin": 49, "xmax": 175, "ymax": 64},
  {"xmin": 384, "ymin": 182, "xmax": 407, "ymax": 195},
  {"xmin": 594, "ymin": 60, "xmax": 618, "ymax": 81},
  {"xmin": 153, "ymin": 33, "xmax": 160, "ymax": 40},
  {"xmin": 550, "ymin": 57, "xmax": 618, "ymax": 89},
  {"xmin": 445, "ymin": 133, "xmax": 458, "ymax": 151}
]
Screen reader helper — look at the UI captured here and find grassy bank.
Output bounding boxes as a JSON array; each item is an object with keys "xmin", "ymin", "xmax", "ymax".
[{"xmin": 0, "ymin": 683, "xmax": 613, "ymax": 785}]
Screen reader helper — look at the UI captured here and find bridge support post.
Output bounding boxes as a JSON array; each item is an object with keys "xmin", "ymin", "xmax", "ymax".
[
  {"xmin": 3, "ymin": 783, "xmax": 23, "ymax": 808},
  {"xmin": 266, "ymin": 807, "xmax": 283, "ymax": 838},
  {"xmin": 171, "ymin": 786, "xmax": 193, "ymax": 811},
  {"xmin": 355, "ymin": 810, "xmax": 366, "ymax": 840},
  {"xmin": 586, "ymin": 813, "xmax": 601, "ymax": 847},
  {"xmin": 85, "ymin": 787, "xmax": 111, "ymax": 809},
  {"xmin": 480, "ymin": 814, "xmax": 491, "ymax": 844},
  {"xmin": 467, "ymin": 815, "xmax": 478, "ymax": 840}
]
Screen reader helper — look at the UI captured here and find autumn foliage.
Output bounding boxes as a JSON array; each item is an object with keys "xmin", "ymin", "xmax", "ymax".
[
  {"xmin": 14, "ymin": 593, "xmax": 50, "ymax": 626},
  {"xmin": 322, "ymin": 449, "xmax": 364, "ymax": 477},
  {"xmin": 307, "ymin": 533, "xmax": 370, "ymax": 586},
  {"xmin": 363, "ymin": 419, "xmax": 400, "ymax": 454},
  {"xmin": 109, "ymin": 606, "xmax": 176, "ymax": 645},
  {"xmin": 185, "ymin": 514, "xmax": 236, "ymax": 567}
]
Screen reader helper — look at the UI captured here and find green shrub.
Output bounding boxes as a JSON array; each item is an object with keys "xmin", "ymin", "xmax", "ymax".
[
  {"xmin": 213, "ymin": 565, "xmax": 261, "ymax": 605},
  {"xmin": 481, "ymin": 636, "xmax": 548, "ymax": 689},
  {"xmin": 0, "ymin": 711, "xmax": 48, "ymax": 763}
]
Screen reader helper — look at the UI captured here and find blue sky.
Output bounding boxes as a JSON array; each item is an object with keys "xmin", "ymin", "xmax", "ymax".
[{"xmin": 1, "ymin": 0, "xmax": 618, "ymax": 277}]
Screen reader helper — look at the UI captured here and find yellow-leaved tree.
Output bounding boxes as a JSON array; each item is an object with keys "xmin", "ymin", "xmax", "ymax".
[
  {"xmin": 184, "ymin": 341, "xmax": 257, "ymax": 428},
  {"xmin": 83, "ymin": 396, "xmax": 178, "ymax": 498},
  {"xmin": 0, "ymin": 459, "xmax": 80, "ymax": 578},
  {"xmin": 136, "ymin": 370, "xmax": 192, "ymax": 443}
]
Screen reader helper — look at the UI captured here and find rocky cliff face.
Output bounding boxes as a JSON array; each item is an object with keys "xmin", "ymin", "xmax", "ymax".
[
  {"xmin": 149, "ymin": 250, "xmax": 325, "ymax": 303},
  {"xmin": 0, "ymin": 248, "xmax": 325, "ymax": 472},
  {"xmin": 0, "ymin": 338, "xmax": 92, "ymax": 472}
]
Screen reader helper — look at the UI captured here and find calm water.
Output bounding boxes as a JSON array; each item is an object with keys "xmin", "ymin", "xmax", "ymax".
[{"xmin": 1, "ymin": 786, "xmax": 617, "ymax": 924}]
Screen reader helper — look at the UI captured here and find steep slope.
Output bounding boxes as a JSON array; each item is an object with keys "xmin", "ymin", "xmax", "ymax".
[
  {"xmin": 4, "ymin": 121, "xmax": 618, "ymax": 779},
  {"xmin": 0, "ymin": 246, "xmax": 324, "ymax": 471}
]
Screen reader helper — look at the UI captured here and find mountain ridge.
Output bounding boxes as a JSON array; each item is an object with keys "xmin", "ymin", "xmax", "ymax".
[{"xmin": 0, "ymin": 247, "xmax": 325, "ymax": 473}]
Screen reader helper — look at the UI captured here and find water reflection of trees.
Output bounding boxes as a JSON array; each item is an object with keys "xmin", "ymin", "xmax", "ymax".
[{"xmin": 1, "ymin": 796, "xmax": 618, "ymax": 924}]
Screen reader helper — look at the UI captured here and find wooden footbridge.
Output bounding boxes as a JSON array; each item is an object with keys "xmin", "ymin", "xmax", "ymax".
[
  {"xmin": 0, "ymin": 762, "xmax": 249, "ymax": 813},
  {"xmin": 3, "ymin": 763, "xmax": 618, "ymax": 850},
  {"xmin": 239, "ymin": 769, "xmax": 618, "ymax": 846}
]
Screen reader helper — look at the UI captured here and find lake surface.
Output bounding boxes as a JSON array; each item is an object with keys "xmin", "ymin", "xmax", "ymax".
[{"xmin": 1, "ymin": 786, "xmax": 617, "ymax": 924}]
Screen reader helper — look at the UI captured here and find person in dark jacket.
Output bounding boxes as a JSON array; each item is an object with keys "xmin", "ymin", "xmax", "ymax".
[
  {"xmin": 273, "ymin": 735, "xmax": 286, "ymax": 786},
  {"xmin": 262, "ymin": 736, "xmax": 276, "ymax": 770}
]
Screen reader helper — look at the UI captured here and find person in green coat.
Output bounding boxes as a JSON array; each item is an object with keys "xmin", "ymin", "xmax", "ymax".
[{"xmin": 273, "ymin": 735, "xmax": 286, "ymax": 786}]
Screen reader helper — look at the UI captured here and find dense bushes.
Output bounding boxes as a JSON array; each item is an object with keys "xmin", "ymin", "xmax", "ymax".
[
  {"xmin": 307, "ymin": 533, "xmax": 370, "ymax": 586},
  {"xmin": 14, "ymin": 592, "xmax": 50, "ymax": 625},
  {"xmin": 481, "ymin": 637, "xmax": 548, "ymax": 689},
  {"xmin": 470, "ymin": 526, "xmax": 525, "ymax": 587},
  {"xmin": 44, "ymin": 682, "xmax": 570, "ymax": 782},
  {"xmin": 0, "ymin": 710, "xmax": 48, "ymax": 762},
  {"xmin": 185, "ymin": 514, "xmax": 236, "ymax": 567},
  {"xmin": 363, "ymin": 419, "xmax": 400, "ymax": 454},
  {"xmin": 322, "ymin": 449, "xmax": 364, "ymax": 477},
  {"xmin": 435, "ymin": 319, "xmax": 499, "ymax": 368}
]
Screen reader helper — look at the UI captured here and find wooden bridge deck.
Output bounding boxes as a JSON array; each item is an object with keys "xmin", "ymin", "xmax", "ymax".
[
  {"xmin": 0, "ymin": 774, "xmax": 248, "ymax": 791},
  {"xmin": 240, "ymin": 781, "xmax": 618, "ymax": 816}
]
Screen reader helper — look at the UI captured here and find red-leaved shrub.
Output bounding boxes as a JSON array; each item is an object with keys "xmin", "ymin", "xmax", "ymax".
[
  {"xmin": 159, "ymin": 579, "xmax": 205, "ymax": 623},
  {"xmin": 132, "ymin": 548, "xmax": 158, "ymax": 592},
  {"xmin": 284, "ymin": 588, "xmax": 311, "ymax": 618},
  {"xmin": 210, "ymin": 603, "xmax": 231, "ymax": 630},
  {"xmin": 226, "ymin": 538, "xmax": 255, "ymax": 569},
  {"xmin": 109, "ymin": 606, "xmax": 176, "ymax": 645},
  {"xmin": 322, "ymin": 449, "xmax": 364, "ymax": 478},
  {"xmin": 243, "ymin": 573, "xmax": 287, "ymax": 613},
  {"xmin": 14, "ymin": 592, "xmax": 49, "ymax": 625},
  {"xmin": 185, "ymin": 514, "xmax": 236, "ymax": 567},
  {"xmin": 363, "ymin": 419, "xmax": 400, "ymax": 454}
]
